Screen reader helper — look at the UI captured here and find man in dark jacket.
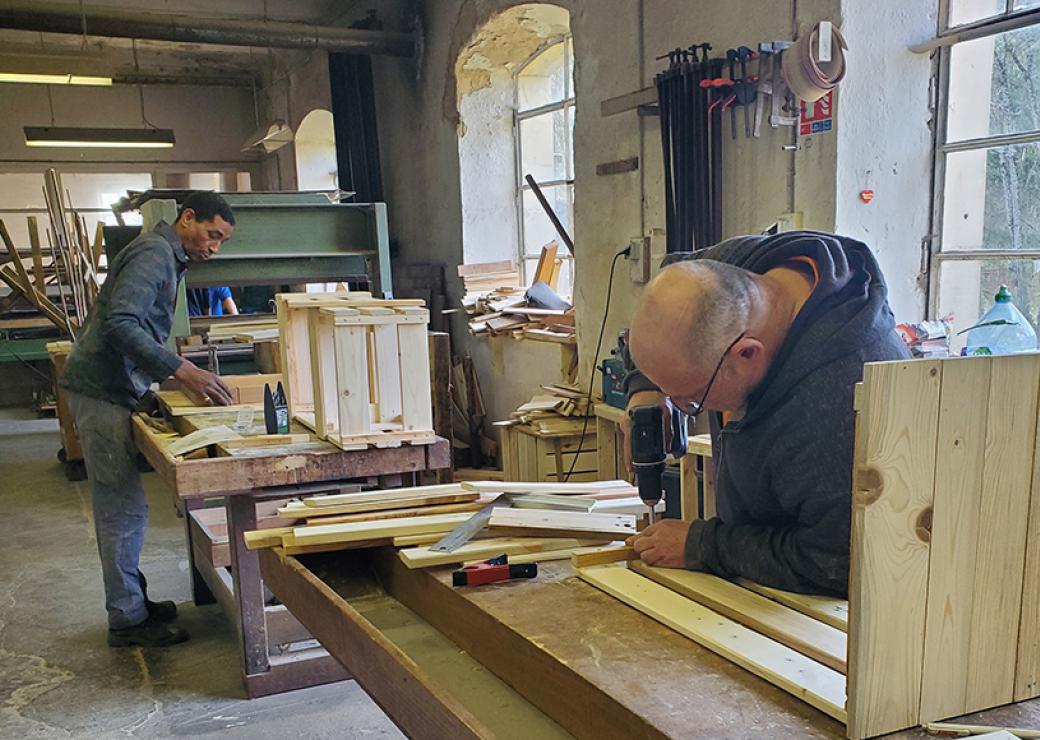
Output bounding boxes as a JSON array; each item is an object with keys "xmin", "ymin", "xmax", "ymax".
[
  {"xmin": 624, "ymin": 231, "xmax": 909, "ymax": 596},
  {"xmin": 62, "ymin": 191, "xmax": 235, "ymax": 646}
]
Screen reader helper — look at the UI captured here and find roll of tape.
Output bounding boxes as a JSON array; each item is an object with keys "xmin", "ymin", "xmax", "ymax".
[{"xmin": 782, "ymin": 21, "xmax": 848, "ymax": 102}]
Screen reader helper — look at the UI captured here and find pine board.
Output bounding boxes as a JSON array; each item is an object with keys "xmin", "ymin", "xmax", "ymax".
[
  {"xmin": 630, "ymin": 562, "xmax": 847, "ymax": 674},
  {"xmin": 735, "ymin": 580, "xmax": 848, "ymax": 633},
  {"xmin": 291, "ymin": 512, "xmax": 473, "ymax": 547},
  {"xmin": 578, "ymin": 565, "xmax": 847, "ymax": 723},
  {"xmin": 399, "ymin": 537, "xmax": 612, "ymax": 569},
  {"xmin": 847, "ymin": 359, "xmax": 941, "ymax": 740},
  {"xmin": 488, "ymin": 508, "xmax": 636, "ymax": 538}
]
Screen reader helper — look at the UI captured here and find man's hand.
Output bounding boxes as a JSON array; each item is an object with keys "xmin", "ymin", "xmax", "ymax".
[
  {"xmin": 620, "ymin": 390, "xmax": 671, "ymax": 472},
  {"xmin": 626, "ymin": 519, "xmax": 693, "ymax": 568},
  {"xmin": 174, "ymin": 360, "xmax": 234, "ymax": 406}
]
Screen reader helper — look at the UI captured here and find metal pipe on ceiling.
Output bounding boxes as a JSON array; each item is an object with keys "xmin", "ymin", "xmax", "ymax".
[{"xmin": 0, "ymin": 1, "xmax": 415, "ymax": 57}]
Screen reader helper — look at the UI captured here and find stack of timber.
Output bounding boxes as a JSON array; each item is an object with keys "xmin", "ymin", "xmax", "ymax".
[
  {"xmin": 275, "ymin": 291, "xmax": 436, "ymax": 451},
  {"xmin": 458, "ymin": 260, "xmax": 521, "ymax": 298},
  {"xmin": 0, "ymin": 169, "xmax": 106, "ymax": 336},
  {"xmin": 461, "ymin": 243, "xmax": 575, "ymax": 344},
  {"xmin": 498, "ymin": 383, "xmax": 591, "ymax": 431},
  {"xmin": 244, "ymin": 479, "xmax": 650, "ymax": 560}
]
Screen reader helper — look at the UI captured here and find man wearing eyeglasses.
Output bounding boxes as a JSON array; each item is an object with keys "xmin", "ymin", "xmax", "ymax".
[{"xmin": 622, "ymin": 231, "xmax": 909, "ymax": 596}]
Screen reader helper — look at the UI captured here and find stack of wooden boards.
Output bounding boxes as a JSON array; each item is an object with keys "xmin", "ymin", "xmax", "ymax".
[
  {"xmin": 496, "ymin": 383, "xmax": 591, "ymax": 432},
  {"xmin": 244, "ymin": 480, "xmax": 654, "ymax": 561},
  {"xmin": 0, "ymin": 168, "xmax": 104, "ymax": 336},
  {"xmin": 275, "ymin": 291, "xmax": 436, "ymax": 450},
  {"xmin": 460, "ymin": 243, "xmax": 575, "ymax": 345}
]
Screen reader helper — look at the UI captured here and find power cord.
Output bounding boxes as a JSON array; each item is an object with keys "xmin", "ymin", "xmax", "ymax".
[{"xmin": 563, "ymin": 246, "xmax": 630, "ymax": 482}]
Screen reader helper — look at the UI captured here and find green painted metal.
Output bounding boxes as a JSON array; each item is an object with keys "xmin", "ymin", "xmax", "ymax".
[{"xmin": 0, "ymin": 336, "xmax": 51, "ymax": 362}]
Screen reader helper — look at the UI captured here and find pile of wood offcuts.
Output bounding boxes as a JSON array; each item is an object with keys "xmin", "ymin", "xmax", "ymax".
[
  {"xmin": 244, "ymin": 480, "xmax": 651, "ymax": 568},
  {"xmin": 495, "ymin": 383, "xmax": 590, "ymax": 436}
]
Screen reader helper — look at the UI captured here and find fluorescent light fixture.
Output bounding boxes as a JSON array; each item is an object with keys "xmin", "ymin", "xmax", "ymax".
[
  {"xmin": 0, "ymin": 72, "xmax": 112, "ymax": 86},
  {"xmin": 24, "ymin": 126, "xmax": 175, "ymax": 149}
]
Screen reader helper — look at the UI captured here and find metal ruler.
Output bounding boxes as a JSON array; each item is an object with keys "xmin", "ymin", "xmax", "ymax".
[{"xmin": 429, "ymin": 493, "xmax": 513, "ymax": 553}]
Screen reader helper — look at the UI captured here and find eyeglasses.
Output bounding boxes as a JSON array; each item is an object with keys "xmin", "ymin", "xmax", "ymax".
[{"xmin": 674, "ymin": 331, "xmax": 746, "ymax": 417}]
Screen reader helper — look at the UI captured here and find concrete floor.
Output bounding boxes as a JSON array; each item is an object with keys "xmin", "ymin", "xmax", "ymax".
[{"xmin": 0, "ymin": 408, "xmax": 404, "ymax": 739}]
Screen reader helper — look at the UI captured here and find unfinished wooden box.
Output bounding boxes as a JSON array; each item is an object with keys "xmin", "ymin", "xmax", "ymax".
[{"xmin": 500, "ymin": 425, "xmax": 598, "ymax": 483}]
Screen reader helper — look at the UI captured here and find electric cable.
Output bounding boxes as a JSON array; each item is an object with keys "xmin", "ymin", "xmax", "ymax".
[{"xmin": 563, "ymin": 246, "xmax": 630, "ymax": 482}]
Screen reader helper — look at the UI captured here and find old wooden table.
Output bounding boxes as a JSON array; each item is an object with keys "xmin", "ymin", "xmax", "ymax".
[
  {"xmin": 131, "ymin": 412, "xmax": 450, "ymax": 698},
  {"xmin": 259, "ymin": 547, "xmax": 1040, "ymax": 739}
]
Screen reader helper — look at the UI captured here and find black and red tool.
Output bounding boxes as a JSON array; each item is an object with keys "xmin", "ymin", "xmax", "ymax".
[{"xmin": 452, "ymin": 555, "xmax": 538, "ymax": 587}]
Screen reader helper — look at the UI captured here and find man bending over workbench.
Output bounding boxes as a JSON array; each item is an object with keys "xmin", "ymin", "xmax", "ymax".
[
  {"xmin": 623, "ymin": 231, "xmax": 908, "ymax": 596},
  {"xmin": 61, "ymin": 192, "xmax": 235, "ymax": 647}
]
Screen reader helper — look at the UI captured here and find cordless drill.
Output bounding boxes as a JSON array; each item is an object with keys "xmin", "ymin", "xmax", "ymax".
[{"xmin": 629, "ymin": 403, "xmax": 687, "ymax": 523}]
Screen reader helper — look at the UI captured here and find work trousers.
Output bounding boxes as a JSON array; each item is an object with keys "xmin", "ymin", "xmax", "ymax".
[{"xmin": 67, "ymin": 391, "xmax": 150, "ymax": 630}]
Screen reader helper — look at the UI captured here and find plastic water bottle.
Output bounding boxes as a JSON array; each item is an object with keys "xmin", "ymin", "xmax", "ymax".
[{"xmin": 964, "ymin": 285, "xmax": 1038, "ymax": 356}]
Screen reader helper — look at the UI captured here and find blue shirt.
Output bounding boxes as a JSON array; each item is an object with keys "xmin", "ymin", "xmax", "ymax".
[
  {"xmin": 61, "ymin": 222, "xmax": 187, "ymax": 408},
  {"xmin": 187, "ymin": 286, "xmax": 232, "ymax": 317}
]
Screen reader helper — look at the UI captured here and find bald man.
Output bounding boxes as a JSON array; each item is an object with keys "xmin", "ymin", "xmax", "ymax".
[{"xmin": 622, "ymin": 231, "xmax": 909, "ymax": 596}]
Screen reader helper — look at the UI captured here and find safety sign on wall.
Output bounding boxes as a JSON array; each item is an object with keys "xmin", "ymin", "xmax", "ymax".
[{"xmin": 799, "ymin": 90, "xmax": 834, "ymax": 136}]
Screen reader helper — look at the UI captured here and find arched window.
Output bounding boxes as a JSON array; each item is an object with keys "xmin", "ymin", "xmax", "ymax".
[{"xmin": 515, "ymin": 36, "xmax": 575, "ymax": 292}]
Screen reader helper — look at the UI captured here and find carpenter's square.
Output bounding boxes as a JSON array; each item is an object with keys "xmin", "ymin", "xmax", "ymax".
[{"xmin": 429, "ymin": 493, "xmax": 513, "ymax": 552}]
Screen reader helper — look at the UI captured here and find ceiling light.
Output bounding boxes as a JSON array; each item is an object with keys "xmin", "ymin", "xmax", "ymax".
[
  {"xmin": 0, "ymin": 72, "xmax": 112, "ymax": 86},
  {"xmin": 24, "ymin": 126, "xmax": 175, "ymax": 148},
  {"xmin": 241, "ymin": 120, "xmax": 294, "ymax": 153}
]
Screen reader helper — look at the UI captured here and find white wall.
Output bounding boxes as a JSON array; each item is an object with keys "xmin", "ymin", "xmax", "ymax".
[
  {"xmin": 295, "ymin": 108, "xmax": 338, "ymax": 190},
  {"xmin": 834, "ymin": 0, "xmax": 938, "ymax": 322}
]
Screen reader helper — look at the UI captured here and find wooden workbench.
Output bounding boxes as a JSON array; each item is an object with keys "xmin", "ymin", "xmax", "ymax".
[
  {"xmin": 259, "ymin": 547, "xmax": 1040, "ymax": 738},
  {"xmin": 131, "ymin": 411, "xmax": 450, "ymax": 698}
]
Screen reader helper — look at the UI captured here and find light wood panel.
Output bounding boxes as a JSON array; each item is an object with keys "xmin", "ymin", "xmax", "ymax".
[
  {"xmin": 1016, "ymin": 406, "xmax": 1040, "ymax": 702},
  {"xmin": 578, "ymin": 565, "xmax": 847, "ymax": 722},
  {"xmin": 736, "ymin": 579, "xmax": 848, "ymax": 632},
  {"xmin": 400, "ymin": 537, "xmax": 611, "ymax": 569},
  {"xmin": 631, "ymin": 562, "xmax": 847, "ymax": 674},
  {"xmin": 847, "ymin": 359, "xmax": 942, "ymax": 740},
  {"xmin": 488, "ymin": 508, "xmax": 636, "ymax": 539},
  {"xmin": 291, "ymin": 512, "xmax": 473, "ymax": 547},
  {"xmin": 920, "ymin": 356, "xmax": 992, "ymax": 721},
  {"xmin": 965, "ymin": 354, "xmax": 1040, "ymax": 712}
]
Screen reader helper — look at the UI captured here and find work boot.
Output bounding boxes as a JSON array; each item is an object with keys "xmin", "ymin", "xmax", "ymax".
[
  {"xmin": 108, "ymin": 614, "xmax": 190, "ymax": 648},
  {"xmin": 146, "ymin": 599, "xmax": 178, "ymax": 622},
  {"xmin": 138, "ymin": 570, "xmax": 177, "ymax": 622}
]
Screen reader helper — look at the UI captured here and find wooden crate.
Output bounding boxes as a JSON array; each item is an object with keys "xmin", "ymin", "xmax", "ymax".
[
  {"xmin": 274, "ymin": 291, "xmax": 423, "ymax": 430},
  {"xmin": 500, "ymin": 425, "xmax": 598, "ymax": 483},
  {"xmin": 309, "ymin": 305, "xmax": 436, "ymax": 450}
]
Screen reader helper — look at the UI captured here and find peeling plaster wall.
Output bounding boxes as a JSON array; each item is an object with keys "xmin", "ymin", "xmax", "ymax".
[{"xmin": 834, "ymin": 0, "xmax": 937, "ymax": 322}]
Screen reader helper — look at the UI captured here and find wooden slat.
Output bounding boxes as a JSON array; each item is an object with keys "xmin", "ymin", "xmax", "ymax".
[
  {"xmin": 333, "ymin": 323, "xmax": 371, "ymax": 437},
  {"xmin": 310, "ymin": 310, "xmax": 339, "ymax": 439},
  {"xmin": 372, "ymin": 322, "xmax": 403, "ymax": 422},
  {"xmin": 964, "ymin": 354, "xmax": 1040, "ymax": 712},
  {"xmin": 461, "ymin": 480, "xmax": 633, "ymax": 495},
  {"xmin": 303, "ymin": 483, "xmax": 466, "ymax": 507},
  {"xmin": 571, "ymin": 544, "xmax": 636, "ymax": 568},
  {"xmin": 578, "ymin": 565, "xmax": 846, "ymax": 722},
  {"xmin": 306, "ymin": 501, "xmax": 484, "ymax": 526},
  {"xmin": 920, "ymin": 356, "xmax": 992, "ymax": 721},
  {"xmin": 399, "ymin": 537, "xmax": 611, "ymax": 569},
  {"xmin": 488, "ymin": 508, "xmax": 636, "ymax": 539},
  {"xmin": 279, "ymin": 492, "xmax": 478, "ymax": 518},
  {"xmin": 630, "ymin": 562, "xmax": 847, "ymax": 674},
  {"xmin": 1016, "ymin": 392, "xmax": 1040, "ymax": 701},
  {"xmin": 847, "ymin": 359, "xmax": 942, "ymax": 740},
  {"xmin": 736, "ymin": 579, "xmax": 848, "ymax": 633},
  {"xmin": 398, "ymin": 320, "xmax": 434, "ymax": 433},
  {"xmin": 292, "ymin": 512, "xmax": 473, "ymax": 547}
]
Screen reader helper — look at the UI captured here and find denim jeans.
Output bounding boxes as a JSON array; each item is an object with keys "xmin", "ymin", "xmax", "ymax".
[{"xmin": 67, "ymin": 392, "xmax": 149, "ymax": 629}]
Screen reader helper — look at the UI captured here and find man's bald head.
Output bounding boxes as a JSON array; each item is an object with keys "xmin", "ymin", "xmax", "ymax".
[{"xmin": 630, "ymin": 260, "xmax": 758, "ymax": 390}]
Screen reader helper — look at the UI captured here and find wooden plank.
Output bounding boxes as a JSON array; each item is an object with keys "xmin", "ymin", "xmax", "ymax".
[
  {"xmin": 244, "ymin": 526, "xmax": 295, "ymax": 550},
  {"xmin": 630, "ymin": 562, "xmax": 847, "ymax": 674},
  {"xmin": 488, "ymin": 508, "xmax": 636, "ymax": 538},
  {"xmin": 533, "ymin": 241, "xmax": 559, "ymax": 286},
  {"xmin": 310, "ymin": 310, "xmax": 339, "ymax": 439},
  {"xmin": 1016, "ymin": 391, "xmax": 1040, "ymax": 701},
  {"xmin": 965, "ymin": 353, "xmax": 1040, "ymax": 712},
  {"xmin": 399, "ymin": 537, "xmax": 612, "ymax": 569},
  {"xmin": 27, "ymin": 216, "xmax": 45, "ymax": 292},
  {"xmin": 460, "ymin": 480, "xmax": 633, "ymax": 494},
  {"xmin": 457, "ymin": 260, "xmax": 515, "ymax": 277},
  {"xmin": 291, "ymin": 512, "xmax": 473, "ymax": 547},
  {"xmin": 600, "ymin": 85, "xmax": 657, "ymax": 116},
  {"xmin": 577, "ymin": 565, "xmax": 846, "ymax": 722},
  {"xmin": 924, "ymin": 721, "xmax": 1040, "ymax": 738},
  {"xmin": 305, "ymin": 501, "xmax": 484, "ymax": 526},
  {"xmin": 398, "ymin": 320, "xmax": 434, "ymax": 433},
  {"xmin": 679, "ymin": 453, "xmax": 700, "ymax": 520},
  {"xmin": 332, "ymin": 322, "xmax": 371, "ymax": 437},
  {"xmin": 302, "ymin": 484, "xmax": 467, "ymax": 507},
  {"xmin": 847, "ymin": 359, "xmax": 942, "ymax": 740},
  {"xmin": 258, "ymin": 548, "xmax": 489, "ymax": 738},
  {"xmin": 571, "ymin": 544, "xmax": 636, "ymax": 568},
  {"xmin": 595, "ymin": 157, "xmax": 640, "ymax": 176},
  {"xmin": 736, "ymin": 579, "xmax": 848, "ymax": 632},
  {"xmin": 920, "ymin": 356, "xmax": 991, "ymax": 721},
  {"xmin": 279, "ymin": 492, "xmax": 478, "ymax": 518},
  {"xmin": 372, "ymin": 322, "xmax": 403, "ymax": 422}
]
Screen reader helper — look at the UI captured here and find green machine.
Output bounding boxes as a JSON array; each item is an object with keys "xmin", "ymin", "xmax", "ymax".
[{"xmin": 130, "ymin": 190, "xmax": 393, "ymax": 357}]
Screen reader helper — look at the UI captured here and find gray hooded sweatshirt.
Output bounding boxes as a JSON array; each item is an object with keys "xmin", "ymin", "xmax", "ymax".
[{"xmin": 623, "ymin": 231, "xmax": 910, "ymax": 596}]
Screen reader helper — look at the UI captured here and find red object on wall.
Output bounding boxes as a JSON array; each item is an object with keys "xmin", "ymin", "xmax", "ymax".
[{"xmin": 859, "ymin": 190, "xmax": 875, "ymax": 203}]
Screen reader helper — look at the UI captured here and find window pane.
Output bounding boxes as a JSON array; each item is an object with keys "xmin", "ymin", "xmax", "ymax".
[
  {"xmin": 947, "ymin": 24, "xmax": 1040, "ymax": 142},
  {"xmin": 520, "ymin": 110, "xmax": 568, "ymax": 183},
  {"xmin": 565, "ymin": 106, "xmax": 575, "ymax": 179},
  {"xmin": 1015, "ymin": 0, "xmax": 1040, "ymax": 9},
  {"xmin": 517, "ymin": 42, "xmax": 566, "ymax": 111},
  {"xmin": 566, "ymin": 37, "xmax": 575, "ymax": 99},
  {"xmin": 938, "ymin": 259, "xmax": 1040, "ymax": 351},
  {"xmin": 942, "ymin": 143, "xmax": 1040, "ymax": 251},
  {"xmin": 522, "ymin": 184, "xmax": 571, "ymax": 257},
  {"xmin": 947, "ymin": 0, "xmax": 1004, "ymax": 28}
]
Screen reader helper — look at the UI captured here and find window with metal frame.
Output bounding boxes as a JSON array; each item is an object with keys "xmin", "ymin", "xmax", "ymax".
[
  {"xmin": 931, "ymin": 1, "xmax": 1040, "ymax": 348},
  {"xmin": 514, "ymin": 36, "xmax": 575, "ymax": 294}
]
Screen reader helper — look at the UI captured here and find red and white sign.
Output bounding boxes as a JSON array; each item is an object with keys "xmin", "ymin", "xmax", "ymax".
[{"xmin": 799, "ymin": 90, "xmax": 834, "ymax": 136}]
